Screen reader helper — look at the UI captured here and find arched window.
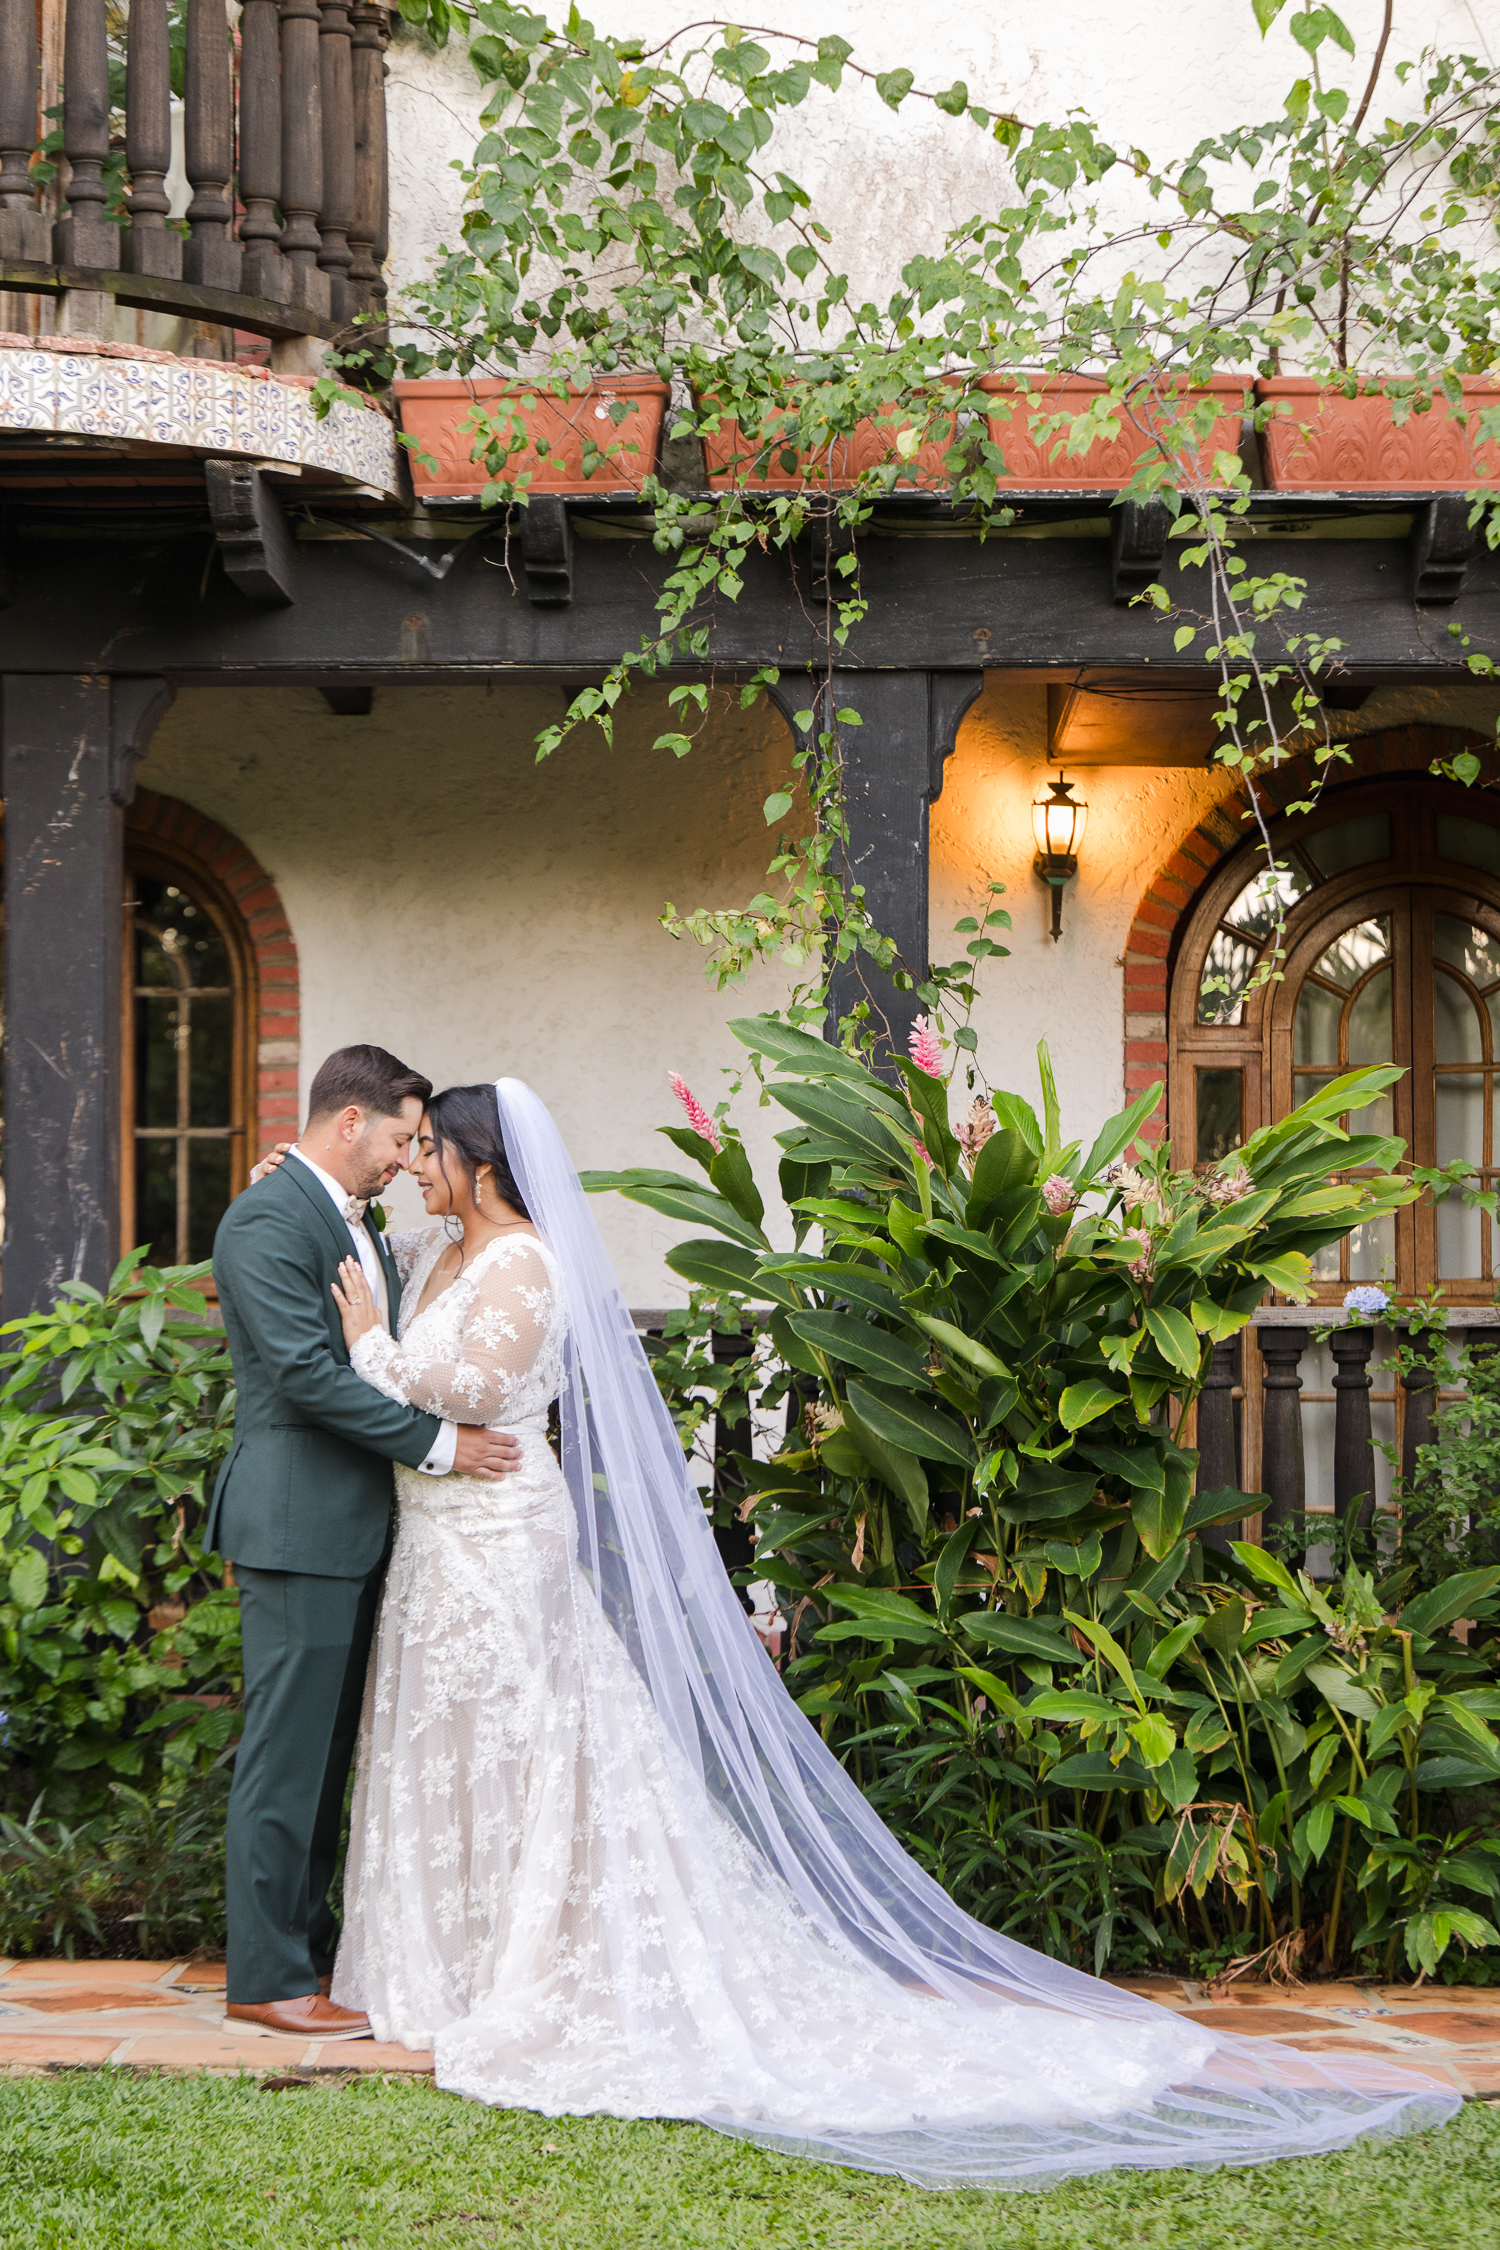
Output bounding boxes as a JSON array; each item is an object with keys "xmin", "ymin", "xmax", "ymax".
[
  {"xmin": 123, "ymin": 844, "xmax": 256, "ymax": 1265},
  {"xmin": 1171, "ymin": 778, "xmax": 1500, "ymax": 1307}
]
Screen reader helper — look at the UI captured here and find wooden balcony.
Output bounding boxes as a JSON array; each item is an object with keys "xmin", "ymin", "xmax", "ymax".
[{"xmin": 0, "ymin": 0, "xmax": 392, "ymax": 353}]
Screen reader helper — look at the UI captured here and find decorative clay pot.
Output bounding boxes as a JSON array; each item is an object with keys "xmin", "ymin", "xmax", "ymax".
[
  {"xmin": 393, "ymin": 373, "xmax": 669, "ymax": 497},
  {"xmin": 978, "ymin": 374, "xmax": 1249, "ymax": 488},
  {"xmin": 696, "ymin": 392, "xmax": 959, "ymax": 491},
  {"xmin": 1255, "ymin": 376, "xmax": 1500, "ymax": 491}
]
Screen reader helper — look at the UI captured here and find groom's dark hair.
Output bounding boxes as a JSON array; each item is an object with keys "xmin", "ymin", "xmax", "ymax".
[{"xmin": 306, "ymin": 1044, "xmax": 432, "ymax": 1125}]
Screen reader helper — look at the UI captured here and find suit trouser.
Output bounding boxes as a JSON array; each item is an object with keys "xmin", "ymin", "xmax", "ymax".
[{"xmin": 225, "ymin": 1552, "xmax": 386, "ymax": 2004}]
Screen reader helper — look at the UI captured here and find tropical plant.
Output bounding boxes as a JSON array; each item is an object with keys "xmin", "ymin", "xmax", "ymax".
[
  {"xmin": 0, "ymin": 1253, "xmax": 242, "ymax": 1816},
  {"xmin": 0, "ymin": 1767, "xmax": 230, "ymax": 1961},
  {"xmin": 590, "ymin": 1016, "xmax": 1500, "ymax": 1979}
]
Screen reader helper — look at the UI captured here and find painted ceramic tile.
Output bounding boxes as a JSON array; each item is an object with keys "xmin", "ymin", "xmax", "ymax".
[
  {"xmin": 49, "ymin": 352, "xmax": 101, "ymax": 436},
  {"xmin": 0, "ymin": 349, "xmax": 47, "ymax": 431},
  {"xmin": 242, "ymin": 376, "xmax": 302, "ymax": 466}
]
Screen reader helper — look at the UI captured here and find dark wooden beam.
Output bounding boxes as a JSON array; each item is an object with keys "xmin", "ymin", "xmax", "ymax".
[
  {"xmin": 205, "ymin": 462, "xmax": 299, "ymax": 605},
  {"xmin": 0, "ymin": 257, "xmax": 345, "ymax": 341}
]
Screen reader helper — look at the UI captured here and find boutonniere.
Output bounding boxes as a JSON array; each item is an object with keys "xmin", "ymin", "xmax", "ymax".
[{"xmin": 369, "ymin": 1202, "xmax": 388, "ymax": 1233}]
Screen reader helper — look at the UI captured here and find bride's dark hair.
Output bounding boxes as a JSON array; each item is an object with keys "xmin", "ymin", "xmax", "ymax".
[{"xmin": 425, "ymin": 1084, "xmax": 531, "ymax": 1217}]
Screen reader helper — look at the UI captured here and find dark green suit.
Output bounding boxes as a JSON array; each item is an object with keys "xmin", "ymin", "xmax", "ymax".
[{"xmin": 211, "ymin": 1157, "xmax": 443, "ymax": 2003}]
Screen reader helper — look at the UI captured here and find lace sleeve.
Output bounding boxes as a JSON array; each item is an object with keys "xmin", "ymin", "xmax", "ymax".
[
  {"xmin": 349, "ymin": 1236, "xmax": 555, "ymax": 1424},
  {"xmin": 385, "ymin": 1225, "xmax": 438, "ymax": 1285}
]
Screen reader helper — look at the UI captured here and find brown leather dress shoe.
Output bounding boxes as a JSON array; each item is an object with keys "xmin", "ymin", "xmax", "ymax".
[
  {"xmin": 224, "ymin": 1993, "xmax": 372, "ymax": 2040},
  {"xmin": 317, "ymin": 1974, "xmax": 333, "ymax": 1999}
]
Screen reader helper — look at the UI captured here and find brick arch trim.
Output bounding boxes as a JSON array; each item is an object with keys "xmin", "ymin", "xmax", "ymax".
[
  {"xmin": 1122, "ymin": 724, "xmax": 1492, "ymax": 1146},
  {"xmin": 127, "ymin": 789, "xmax": 299, "ymax": 1161}
]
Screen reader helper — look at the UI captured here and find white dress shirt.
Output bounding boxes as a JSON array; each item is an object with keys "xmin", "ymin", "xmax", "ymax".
[{"xmin": 291, "ymin": 1146, "xmax": 456, "ymax": 1476}]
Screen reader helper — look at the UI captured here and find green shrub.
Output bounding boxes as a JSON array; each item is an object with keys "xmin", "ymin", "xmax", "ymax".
[
  {"xmin": 591, "ymin": 1017, "xmax": 1500, "ymax": 1982},
  {"xmin": 0, "ymin": 1768, "xmax": 229, "ymax": 1959},
  {"xmin": 0, "ymin": 1254, "xmax": 241, "ymax": 1817}
]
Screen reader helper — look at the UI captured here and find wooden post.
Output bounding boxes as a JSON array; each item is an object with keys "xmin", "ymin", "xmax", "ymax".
[
  {"xmin": 123, "ymin": 0, "xmax": 181, "ymax": 279},
  {"xmin": 52, "ymin": 0, "xmax": 117, "ymax": 327},
  {"xmin": 279, "ymin": 0, "xmax": 330, "ymax": 314},
  {"xmin": 182, "ymin": 0, "xmax": 240, "ymax": 290},
  {"xmin": 238, "ymin": 0, "xmax": 286, "ymax": 300},
  {"xmin": 1258, "ymin": 1322, "xmax": 1309, "ymax": 1554},
  {"xmin": 1196, "ymin": 1337, "xmax": 1242, "ymax": 1552},
  {"xmin": 371, "ymin": 1, "xmax": 390, "ymax": 322},
  {"xmin": 348, "ymin": 0, "xmax": 386, "ymax": 311},
  {"xmin": 0, "ymin": 0, "xmax": 48, "ymax": 259},
  {"xmin": 1460, "ymin": 1331, "xmax": 1500, "ymax": 1570},
  {"xmin": 1, "ymin": 677, "xmax": 122, "ymax": 1315},
  {"xmin": 766, "ymin": 672, "xmax": 983, "ymax": 1061},
  {"xmin": 1330, "ymin": 1322, "xmax": 1377, "ymax": 1533},
  {"xmin": 317, "ymin": 0, "xmax": 357, "ymax": 317},
  {"xmin": 1399, "ymin": 1323, "xmax": 1438, "ymax": 1492}
]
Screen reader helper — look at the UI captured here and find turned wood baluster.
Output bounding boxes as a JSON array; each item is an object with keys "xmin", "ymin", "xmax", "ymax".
[
  {"xmin": 371, "ymin": 3, "xmax": 390, "ymax": 319},
  {"xmin": 348, "ymin": 0, "xmax": 385, "ymax": 309},
  {"xmin": 1462, "ymin": 1331, "xmax": 1500, "ymax": 1569},
  {"xmin": 279, "ymin": 0, "xmax": 329, "ymax": 312},
  {"xmin": 1195, "ymin": 1337, "xmax": 1242, "ymax": 1553},
  {"xmin": 123, "ymin": 0, "xmax": 181, "ymax": 278},
  {"xmin": 53, "ymin": 0, "xmax": 115, "ymax": 268},
  {"xmin": 317, "ymin": 0, "xmax": 357, "ymax": 317},
  {"xmin": 1331, "ymin": 1322, "xmax": 1377, "ymax": 1535},
  {"xmin": 712, "ymin": 1329, "xmax": 756, "ymax": 1614},
  {"xmin": 183, "ymin": 0, "xmax": 240, "ymax": 288},
  {"xmin": 238, "ymin": 0, "xmax": 286, "ymax": 299},
  {"xmin": 1258, "ymin": 1324, "xmax": 1309, "ymax": 1557},
  {"xmin": 0, "ymin": 0, "xmax": 47, "ymax": 258},
  {"xmin": 1399, "ymin": 1324, "xmax": 1438, "ymax": 1493}
]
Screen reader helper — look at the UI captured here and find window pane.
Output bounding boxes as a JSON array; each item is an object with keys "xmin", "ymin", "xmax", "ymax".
[
  {"xmin": 1436, "ymin": 968, "xmax": 1484, "ymax": 1064},
  {"xmin": 135, "ymin": 877, "xmax": 231, "ymax": 988},
  {"xmin": 1436, "ymin": 814, "xmax": 1500, "ymax": 880},
  {"xmin": 189, "ymin": 996, "xmax": 235, "ymax": 1128},
  {"xmin": 1436, "ymin": 1072, "xmax": 1485, "ymax": 1170},
  {"xmin": 1348, "ymin": 1212, "xmax": 1395, "ymax": 1282},
  {"xmin": 1221, "ymin": 860, "xmax": 1312, "ymax": 942},
  {"xmin": 1294, "ymin": 983, "xmax": 1342, "ymax": 1066},
  {"xmin": 1313, "ymin": 916, "xmax": 1389, "ymax": 992},
  {"xmin": 1302, "ymin": 814, "xmax": 1391, "ymax": 878},
  {"xmin": 1435, "ymin": 915, "xmax": 1500, "ymax": 991},
  {"xmin": 1437, "ymin": 1185, "xmax": 1484, "ymax": 1279},
  {"xmin": 136, "ymin": 996, "xmax": 181, "ymax": 1128},
  {"xmin": 1196, "ymin": 1069, "xmax": 1242, "ymax": 1164},
  {"xmin": 187, "ymin": 1140, "xmax": 231, "ymax": 1263},
  {"xmin": 1198, "ymin": 928, "xmax": 1260, "ymax": 1025},
  {"xmin": 1348, "ymin": 964, "xmax": 1391, "ymax": 1066},
  {"xmin": 135, "ymin": 1137, "xmax": 179, "ymax": 1265}
]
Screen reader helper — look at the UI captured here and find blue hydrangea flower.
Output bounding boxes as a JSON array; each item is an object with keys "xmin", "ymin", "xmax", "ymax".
[{"xmin": 1343, "ymin": 1284, "xmax": 1390, "ymax": 1320}]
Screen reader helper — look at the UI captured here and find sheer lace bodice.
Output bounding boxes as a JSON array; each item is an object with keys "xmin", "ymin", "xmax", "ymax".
[{"xmin": 351, "ymin": 1227, "xmax": 564, "ymax": 1430}]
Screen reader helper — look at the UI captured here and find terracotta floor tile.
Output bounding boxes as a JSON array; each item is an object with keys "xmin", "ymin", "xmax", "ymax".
[
  {"xmin": 15, "ymin": 1988, "xmax": 196, "ymax": 2014},
  {"xmin": 112, "ymin": 2032, "xmax": 317, "ymax": 2068},
  {"xmin": 1180, "ymin": 2007, "xmax": 1348, "ymax": 2037},
  {"xmin": 1367, "ymin": 1983, "xmax": 1499, "ymax": 2007},
  {"xmin": 1, "ymin": 1960, "xmax": 180, "ymax": 1985},
  {"xmin": 347, "ymin": 2043, "xmax": 436, "ymax": 2074},
  {"xmin": 0, "ymin": 2037, "xmax": 118, "ymax": 2067},
  {"xmin": 1209, "ymin": 1982, "xmax": 1371, "ymax": 2010},
  {"xmin": 1368, "ymin": 2012, "xmax": 1500, "ymax": 2044}
]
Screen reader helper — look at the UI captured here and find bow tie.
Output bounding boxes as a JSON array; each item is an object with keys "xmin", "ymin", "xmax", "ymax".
[{"xmin": 342, "ymin": 1196, "xmax": 368, "ymax": 1226}]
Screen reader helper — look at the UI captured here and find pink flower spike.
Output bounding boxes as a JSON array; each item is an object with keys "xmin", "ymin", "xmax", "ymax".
[
  {"xmin": 669, "ymin": 1072, "xmax": 722, "ymax": 1153},
  {"xmin": 1041, "ymin": 1173, "xmax": 1075, "ymax": 1216},
  {"xmin": 908, "ymin": 1014, "xmax": 943, "ymax": 1077},
  {"xmin": 911, "ymin": 1135, "xmax": 933, "ymax": 1170}
]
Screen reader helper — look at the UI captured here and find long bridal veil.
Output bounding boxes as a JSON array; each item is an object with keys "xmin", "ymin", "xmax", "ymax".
[{"xmin": 492, "ymin": 1078, "xmax": 1458, "ymax": 2188}]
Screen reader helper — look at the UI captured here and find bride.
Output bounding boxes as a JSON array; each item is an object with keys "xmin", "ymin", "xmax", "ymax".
[{"xmin": 260, "ymin": 1077, "xmax": 1456, "ymax": 2189}]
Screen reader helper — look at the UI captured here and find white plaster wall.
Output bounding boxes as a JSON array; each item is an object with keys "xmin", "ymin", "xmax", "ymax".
[
  {"xmin": 136, "ymin": 684, "xmax": 801, "ymax": 1305},
  {"xmin": 384, "ymin": 1, "xmax": 1494, "ymax": 340}
]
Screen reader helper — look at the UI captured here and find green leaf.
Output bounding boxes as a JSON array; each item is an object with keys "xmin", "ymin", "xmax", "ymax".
[
  {"xmin": 912, "ymin": 1316, "xmax": 1010, "ymax": 1383},
  {"xmin": 995, "ymin": 1461, "xmax": 1099, "ymax": 1524},
  {"xmin": 1080, "ymin": 1440, "xmax": 1164, "ymax": 1494},
  {"xmin": 1253, "ymin": 0, "xmax": 1288, "ymax": 30},
  {"xmin": 1129, "ymin": 1712, "xmax": 1176, "ymax": 1768},
  {"xmin": 841, "ymin": 1395, "xmax": 929, "ymax": 1527},
  {"xmin": 769, "ymin": 1082, "xmax": 914, "ymax": 1173},
  {"xmin": 600, "ymin": 1176, "xmax": 766, "ymax": 1250},
  {"xmin": 709, "ymin": 1142, "xmax": 765, "ymax": 1230},
  {"xmin": 1132, "ymin": 1473, "xmax": 1189, "ymax": 1562},
  {"xmin": 962, "ymin": 1612, "xmax": 1085, "ymax": 1665},
  {"xmin": 8, "ymin": 1546, "xmax": 48, "ymax": 1611},
  {"xmin": 1064, "ymin": 1611, "xmax": 1142, "ymax": 1705},
  {"xmin": 1200, "ymin": 1597, "xmax": 1248, "ymax": 1656},
  {"xmin": 1230, "ymin": 1540, "xmax": 1302, "ymax": 1600},
  {"xmin": 1048, "ymin": 1751, "xmax": 1152, "ymax": 1791},
  {"xmin": 1402, "ymin": 1568, "xmax": 1500, "ymax": 1640},
  {"xmin": 990, "ymin": 1092, "xmax": 1042, "ymax": 1158},
  {"xmin": 1143, "ymin": 1305, "xmax": 1203, "ymax": 1381},
  {"xmin": 1184, "ymin": 1486, "xmax": 1255, "ymax": 1537},
  {"xmin": 965, "ymin": 1126, "xmax": 1037, "ymax": 1228},
  {"xmin": 789, "ymin": 1311, "xmax": 929, "ymax": 1388},
  {"xmin": 845, "ymin": 1379, "xmax": 973, "ymax": 1467},
  {"xmin": 763, "ymin": 790, "xmax": 793, "ymax": 824},
  {"xmin": 820, "ymin": 1584, "xmax": 944, "ymax": 1644},
  {"xmin": 1026, "ymin": 1688, "xmax": 1125, "ymax": 1724},
  {"xmin": 1058, "ymin": 1378, "xmax": 1126, "ymax": 1432},
  {"xmin": 875, "ymin": 67, "xmax": 915, "ymax": 108},
  {"xmin": 664, "ymin": 1237, "xmax": 763, "ymax": 1296},
  {"xmin": 1307, "ymin": 1662, "xmax": 1383, "ymax": 1722},
  {"xmin": 1079, "ymin": 1084, "xmax": 1163, "ymax": 1186},
  {"xmin": 138, "ymin": 1295, "xmax": 166, "ymax": 1355}
]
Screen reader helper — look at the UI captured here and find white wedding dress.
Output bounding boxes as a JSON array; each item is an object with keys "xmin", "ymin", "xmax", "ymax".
[{"xmin": 328, "ymin": 1088, "xmax": 1457, "ymax": 2190}]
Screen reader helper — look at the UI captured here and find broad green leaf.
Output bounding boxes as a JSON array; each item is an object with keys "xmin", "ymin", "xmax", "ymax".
[
  {"xmin": 1129, "ymin": 1712, "xmax": 1176, "ymax": 1768},
  {"xmin": 845, "ymin": 1379, "xmax": 972, "ymax": 1467},
  {"xmin": 820, "ymin": 1584, "xmax": 944, "ymax": 1644},
  {"xmin": 1065, "ymin": 1610, "xmax": 1141, "ymax": 1705},
  {"xmin": 991, "ymin": 1091, "xmax": 1042, "ymax": 1157},
  {"xmin": 955, "ymin": 1666, "xmax": 1028, "ymax": 1721},
  {"xmin": 1058, "ymin": 1378, "xmax": 1125, "ymax": 1431},
  {"xmin": 1200, "ymin": 1596, "xmax": 1248, "ymax": 1656},
  {"xmin": 8, "ymin": 1546, "xmax": 48, "ymax": 1611},
  {"xmin": 912, "ymin": 1315, "xmax": 1010, "ymax": 1382},
  {"xmin": 1047, "ymin": 1751, "xmax": 1152, "ymax": 1791},
  {"xmin": 1307, "ymin": 1662, "xmax": 1383, "ymax": 1722},
  {"xmin": 138, "ymin": 1295, "xmax": 166, "ymax": 1354},
  {"xmin": 1248, "ymin": 1251, "xmax": 1314, "ymax": 1299},
  {"xmin": 1027, "ymin": 1688, "xmax": 1125, "ymax": 1724},
  {"xmin": 841, "ymin": 1394, "xmax": 930, "ymax": 1527},
  {"xmin": 601, "ymin": 1177, "xmax": 766, "ymax": 1249},
  {"xmin": 768, "ymin": 1082, "xmax": 914, "ymax": 1173},
  {"xmin": 962, "ymin": 1611, "xmax": 1085, "ymax": 1665},
  {"xmin": 664, "ymin": 1237, "xmax": 764, "ymax": 1297},
  {"xmin": 934, "ymin": 1516, "xmax": 984, "ymax": 1619},
  {"xmin": 995, "ymin": 1461, "xmax": 1099, "ymax": 1524},
  {"xmin": 788, "ymin": 1311, "xmax": 929, "ymax": 1388},
  {"xmin": 1079, "ymin": 1082, "xmax": 1163, "ymax": 1186},
  {"xmin": 1183, "ymin": 1486, "xmax": 1255, "ymax": 1537},
  {"xmin": 1143, "ymin": 1305, "xmax": 1202, "ymax": 1380},
  {"xmin": 1402, "ymin": 1567, "xmax": 1500, "ymax": 1640},
  {"xmin": 708, "ymin": 1141, "xmax": 765, "ymax": 1230},
  {"xmin": 966, "ymin": 1126, "xmax": 1037, "ymax": 1227},
  {"xmin": 1230, "ymin": 1540, "xmax": 1302, "ymax": 1599},
  {"xmin": 1037, "ymin": 1040, "xmax": 1063, "ymax": 1165},
  {"xmin": 1080, "ymin": 1440, "xmax": 1164, "ymax": 1494}
]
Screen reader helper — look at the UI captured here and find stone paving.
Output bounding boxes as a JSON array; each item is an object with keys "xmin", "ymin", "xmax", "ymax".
[{"xmin": 0, "ymin": 1959, "xmax": 1495, "ymax": 2095}]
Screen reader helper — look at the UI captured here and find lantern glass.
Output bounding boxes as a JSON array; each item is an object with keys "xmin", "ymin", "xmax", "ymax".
[{"xmin": 1032, "ymin": 780, "xmax": 1088, "ymax": 860}]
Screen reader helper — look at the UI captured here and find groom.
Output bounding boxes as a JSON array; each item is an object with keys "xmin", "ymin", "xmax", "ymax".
[{"xmin": 209, "ymin": 1043, "xmax": 520, "ymax": 2038}]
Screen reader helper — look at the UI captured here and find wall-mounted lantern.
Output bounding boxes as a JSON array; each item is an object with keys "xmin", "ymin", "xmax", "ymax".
[{"xmin": 1031, "ymin": 774, "xmax": 1088, "ymax": 942}]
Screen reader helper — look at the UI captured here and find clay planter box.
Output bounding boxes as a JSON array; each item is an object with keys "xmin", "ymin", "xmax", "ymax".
[
  {"xmin": 979, "ymin": 374, "xmax": 1249, "ymax": 488},
  {"xmin": 697, "ymin": 393, "xmax": 958, "ymax": 491},
  {"xmin": 1255, "ymin": 376, "xmax": 1500, "ymax": 491},
  {"xmin": 393, "ymin": 373, "xmax": 669, "ymax": 498}
]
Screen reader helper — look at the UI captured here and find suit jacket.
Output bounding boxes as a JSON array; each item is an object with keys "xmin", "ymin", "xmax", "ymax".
[{"xmin": 207, "ymin": 1157, "xmax": 442, "ymax": 1578}]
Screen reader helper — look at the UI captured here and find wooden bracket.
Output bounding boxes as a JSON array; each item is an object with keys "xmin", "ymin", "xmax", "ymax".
[
  {"xmin": 519, "ymin": 495, "xmax": 572, "ymax": 606},
  {"xmin": 205, "ymin": 459, "xmax": 298, "ymax": 605},
  {"xmin": 319, "ymin": 685, "xmax": 375, "ymax": 715},
  {"xmin": 109, "ymin": 676, "xmax": 174, "ymax": 805},
  {"xmin": 927, "ymin": 673, "xmax": 985, "ymax": 801},
  {"xmin": 1409, "ymin": 495, "xmax": 1479, "ymax": 605},
  {"xmin": 1109, "ymin": 498, "xmax": 1172, "ymax": 604}
]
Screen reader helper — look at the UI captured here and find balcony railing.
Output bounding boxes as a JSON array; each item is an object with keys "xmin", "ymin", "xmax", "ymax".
[{"xmin": 0, "ymin": 0, "xmax": 390, "ymax": 346}]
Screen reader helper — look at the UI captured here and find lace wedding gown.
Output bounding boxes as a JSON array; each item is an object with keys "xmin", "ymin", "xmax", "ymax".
[{"xmin": 332, "ymin": 1219, "xmax": 1453, "ymax": 2186}]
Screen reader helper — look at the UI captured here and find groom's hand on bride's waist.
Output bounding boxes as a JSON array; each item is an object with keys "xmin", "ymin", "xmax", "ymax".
[{"xmin": 452, "ymin": 1426, "xmax": 524, "ymax": 1479}]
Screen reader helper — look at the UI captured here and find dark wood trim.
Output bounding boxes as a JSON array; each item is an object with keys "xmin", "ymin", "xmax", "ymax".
[{"xmin": 0, "ymin": 256, "xmax": 346, "ymax": 340}]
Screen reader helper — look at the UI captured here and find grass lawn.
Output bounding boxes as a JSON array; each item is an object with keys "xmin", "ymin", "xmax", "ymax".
[{"xmin": 0, "ymin": 2070, "xmax": 1494, "ymax": 2250}]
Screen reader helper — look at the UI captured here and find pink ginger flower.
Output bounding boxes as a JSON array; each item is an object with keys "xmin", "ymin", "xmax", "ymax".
[
  {"xmin": 1125, "ymin": 1227, "xmax": 1153, "ymax": 1283},
  {"xmin": 669, "ymin": 1072, "xmax": 722, "ymax": 1153},
  {"xmin": 1041, "ymin": 1173, "xmax": 1075, "ymax": 1216},
  {"xmin": 957, "ymin": 1097, "xmax": 996, "ymax": 1165},
  {"xmin": 908, "ymin": 1014, "xmax": 943, "ymax": 1076},
  {"xmin": 911, "ymin": 1135, "xmax": 933, "ymax": 1170}
]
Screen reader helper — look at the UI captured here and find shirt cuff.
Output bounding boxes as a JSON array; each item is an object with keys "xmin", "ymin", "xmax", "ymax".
[{"xmin": 416, "ymin": 1420, "xmax": 458, "ymax": 1477}]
